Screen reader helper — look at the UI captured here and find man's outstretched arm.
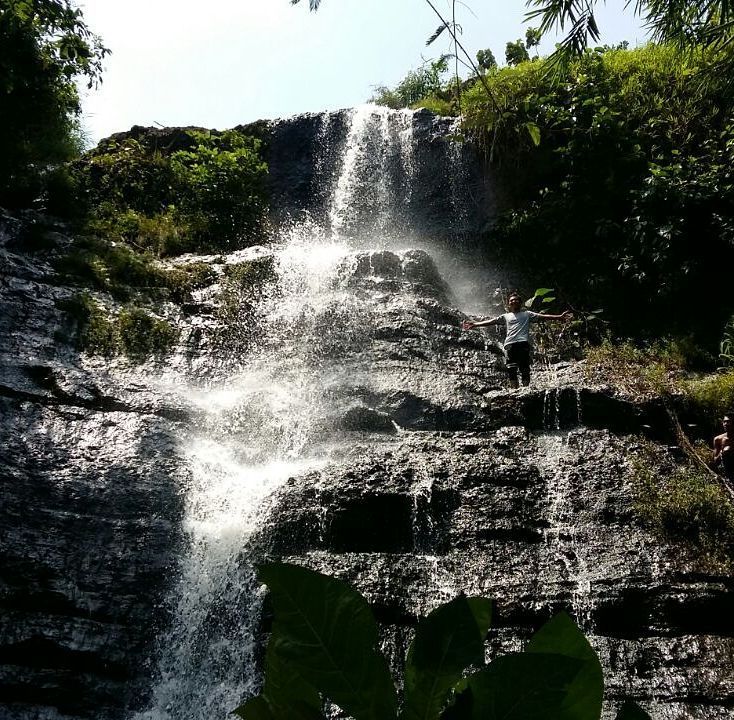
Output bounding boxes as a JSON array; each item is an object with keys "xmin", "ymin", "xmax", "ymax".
[
  {"xmin": 462, "ymin": 316, "xmax": 504, "ymax": 329},
  {"xmin": 532, "ymin": 311, "xmax": 573, "ymax": 322}
]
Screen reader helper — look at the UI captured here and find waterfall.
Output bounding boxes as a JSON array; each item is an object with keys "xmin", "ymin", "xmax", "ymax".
[{"xmin": 134, "ymin": 107, "xmax": 472, "ymax": 720}]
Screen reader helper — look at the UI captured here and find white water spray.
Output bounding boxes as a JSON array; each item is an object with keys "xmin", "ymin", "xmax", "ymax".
[{"xmin": 136, "ymin": 106, "xmax": 469, "ymax": 720}]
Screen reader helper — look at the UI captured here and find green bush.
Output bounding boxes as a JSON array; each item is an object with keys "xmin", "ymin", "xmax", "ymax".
[
  {"xmin": 54, "ymin": 235, "xmax": 170, "ymax": 300},
  {"xmin": 56, "ymin": 293, "xmax": 117, "ymax": 355},
  {"xmin": 164, "ymin": 261, "xmax": 218, "ymax": 303},
  {"xmin": 0, "ymin": 0, "xmax": 107, "ymax": 208},
  {"xmin": 117, "ymin": 306, "xmax": 178, "ymax": 360},
  {"xmin": 584, "ymin": 337, "xmax": 709, "ymax": 397},
  {"xmin": 169, "ymin": 130, "xmax": 268, "ymax": 250},
  {"xmin": 57, "ymin": 293, "xmax": 178, "ymax": 360},
  {"xmin": 235, "ymin": 562, "xmax": 650, "ymax": 720},
  {"xmin": 460, "ymin": 44, "xmax": 734, "ymax": 349},
  {"xmin": 634, "ymin": 463, "xmax": 734, "ymax": 566},
  {"xmin": 683, "ymin": 371, "xmax": 734, "ymax": 422},
  {"xmin": 73, "ymin": 128, "xmax": 268, "ymax": 255}
]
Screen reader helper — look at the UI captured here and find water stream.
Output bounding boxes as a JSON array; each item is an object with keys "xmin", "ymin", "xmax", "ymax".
[{"xmin": 135, "ymin": 106, "xmax": 474, "ymax": 720}]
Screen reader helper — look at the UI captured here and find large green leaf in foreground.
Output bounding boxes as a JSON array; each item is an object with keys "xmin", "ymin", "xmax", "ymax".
[
  {"xmin": 402, "ymin": 595, "xmax": 492, "ymax": 720},
  {"xmin": 256, "ymin": 562, "xmax": 397, "ymax": 720},
  {"xmin": 527, "ymin": 612, "xmax": 604, "ymax": 720},
  {"xmin": 233, "ymin": 639, "xmax": 323, "ymax": 720},
  {"xmin": 462, "ymin": 652, "xmax": 586, "ymax": 720}
]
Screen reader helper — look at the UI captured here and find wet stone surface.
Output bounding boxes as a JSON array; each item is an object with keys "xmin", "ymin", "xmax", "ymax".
[{"xmin": 1, "ymin": 189, "xmax": 732, "ymax": 719}]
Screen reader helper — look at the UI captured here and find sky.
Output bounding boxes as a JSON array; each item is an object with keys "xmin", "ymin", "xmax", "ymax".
[{"xmin": 78, "ymin": 0, "xmax": 646, "ymax": 144}]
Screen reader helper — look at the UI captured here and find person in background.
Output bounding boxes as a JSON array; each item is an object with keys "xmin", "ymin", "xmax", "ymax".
[
  {"xmin": 713, "ymin": 412, "xmax": 734, "ymax": 481},
  {"xmin": 461, "ymin": 292, "xmax": 573, "ymax": 388}
]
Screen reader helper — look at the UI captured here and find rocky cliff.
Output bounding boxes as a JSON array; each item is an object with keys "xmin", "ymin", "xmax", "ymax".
[{"xmin": 1, "ymin": 107, "xmax": 732, "ymax": 720}]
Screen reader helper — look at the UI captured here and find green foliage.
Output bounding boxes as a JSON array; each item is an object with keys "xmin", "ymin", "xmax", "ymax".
[
  {"xmin": 525, "ymin": 26, "xmax": 542, "ymax": 53},
  {"xmin": 371, "ymin": 57, "xmax": 450, "ymax": 110},
  {"xmin": 584, "ymin": 337, "xmax": 712, "ymax": 397},
  {"xmin": 462, "ymin": 44, "xmax": 734, "ymax": 347},
  {"xmin": 74, "ymin": 128, "xmax": 268, "ymax": 256},
  {"xmin": 720, "ymin": 316, "xmax": 734, "ymax": 366},
  {"xmin": 476, "ymin": 48, "xmax": 497, "ymax": 71},
  {"xmin": 505, "ymin": 39, "xmax": 531, "ymax": 66},
  {"xmin": 0, "ymin": 0, "xmax": 108, "ymax": 207},
  {"xmin": 223, "ymin": 257, "xmax": 275, "ymax": 288},
  {"xmin": 57, "ymin": 293, "xmax": 178, "ymax": 360},
  {"xmin": 116, "ymin": 306, "xmax": 179, "ymax": 360},
  {"xmin": 242, "ymin": 563, "xmax": 397, "ymax": 720},
  {"xmin": 169, "ymin": 130, "xmax": 268, "ymax": 249},
  {"xmin": 633, "ymin": 463, "xmax": 734, "ymax": 565},
  {"xmin": 402, "ymin": 595, "xmax": 491, "ymax": 720},
  {"xmin": 54, "ymin": 235, "xmax": 170, "ymax": 300},
  {"xmin": 54, "ymin": 234, "xmax": 217, "ymax": 303},
  {"xmin": 236, "ymin": 563, "xmax": 609, "ymax": 720},
  {"xmin": 526, "ymin": 0, "xmax": 734, "ymax": 76},
  {"xmin": 683, "ymin": 370, "xmax": 734, "ymax": 422}
]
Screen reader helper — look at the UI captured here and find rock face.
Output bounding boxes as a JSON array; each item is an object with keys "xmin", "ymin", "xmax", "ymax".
[
  {"xmin": 263, "ymin": 107, "xmax": 493, "ymax": 243},
  {"xmin": 1, "ymin": 108, "xmax": 733, "ymax": 720},
  {"xmin": 0, "ymin": 214, "xmax": 187, "ymax": 719}
]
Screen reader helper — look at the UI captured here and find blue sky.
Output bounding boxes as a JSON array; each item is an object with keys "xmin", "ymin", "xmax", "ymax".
[{"xmin": 78, "ymin": 0, "xmax": 645, "ymax": 144}]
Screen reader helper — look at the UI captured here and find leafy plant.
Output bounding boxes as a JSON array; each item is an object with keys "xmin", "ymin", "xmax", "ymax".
[
  {"xmin": 0, "ymin": 0, "xmax": 108, "ymax": 207},
  {"xmin": 461, "ymin": 44, "xmax": 734, "ymax": 348},
  {"xmin": 234, "ymin": 563, "xmax": 651, "ymax": 720},
  {"xmin": 56, "ymin": 293, "xmax": 178, "ymax": 360},
  {"xmin": 633, "ymin": 462, "xmax": 734, "ymax": 567},
  {"xmin": 505, "ymin": 39, "xmax": 531, "ymax": 66},
  {"xmin": 526, "ymin": 0, "xmax": 734, "ymax": 76},
  {"xmin": 74, "ymin": 128, "xmax": 268, "ymax": 255},
  {"xmin": 719, "ymin": 315, "xmax": 734, "ymax": 366}
]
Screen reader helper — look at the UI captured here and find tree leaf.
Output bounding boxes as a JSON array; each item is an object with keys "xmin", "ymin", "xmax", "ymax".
[
  {"xmin": 426, "ymin": 24, "xmax": 447, "ymax": 46},
  {"xmin": 402, "ymin": 595, "xmax": 491, "ymax": 720},
  {"xmin": 525, "ymin": 122, "xmax": 541, "ymax": 146},
  {"xmin": 534, "ymin": 288, "xmax": 555, "ymax": 297},
  {"xmin": 233, "ymin": 696, "xmax": 275, "ymax": 720},
  {"xmin": 541, "ymin": 296, "xmax": 557, "ymax": 303},
  {"xmin": 526, "ymin": 612, "xmax": 603, "ymax": 720},
  {"xmin": 615, "ymin": 700, "xmax": 652, "ymax": 720},
  {"xmin": 463, "ymin": 652, "xmax": 586, "ymax": 719},
  {"xmin": 258, "ymin": 563, "xmax": 397, "ymax": 720}
]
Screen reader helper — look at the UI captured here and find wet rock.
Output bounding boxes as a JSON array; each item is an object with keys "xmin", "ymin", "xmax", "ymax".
[{"xmin": 338, "ymin": 405, "xmax": 396, "ymax": 433}]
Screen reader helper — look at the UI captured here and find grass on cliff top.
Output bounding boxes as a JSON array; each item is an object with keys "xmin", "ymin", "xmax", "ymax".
[{"xmin": 585, "ymin": 338, "xmax": 734, "ymax": 403}]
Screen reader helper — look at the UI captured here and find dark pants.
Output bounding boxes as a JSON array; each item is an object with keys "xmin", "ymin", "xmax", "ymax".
[{"xmin": 506, "ymin": 341, "xmax": 531, "ymax": 388}]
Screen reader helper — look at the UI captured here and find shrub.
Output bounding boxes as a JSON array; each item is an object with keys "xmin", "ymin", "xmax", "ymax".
[
  {"xmin": 461, "ymin": 44, "xmax": 734, "ymax": 348},
  {"xmin": 235, "ymin": 562, "xmax": 620, "ymax": 720},
  {"xmin": 0, "ymin": 1, "xmax": 107, "ymax": 208},
  {"xmin": 633, "ymin": 463, "xmax": 734, "ymax": 566},
  {"xmin": 117, "ymin": 306, "xmax": 179, "ymax": 360},
  {"xmin": 56, "ymin": 293, "xmax": 117, "ymax": 356},
  {"xmin": 169, "ymin": 130, "xmax": 268, "ymax": 250},
  {"xmin": 683, "ymin": 371, "xmax": 734, "ymax": 424},
  {"xmin": 54, "ymin": 235, "xmax": 169, "ymax": 300},
  {"xmin": 164, "ymin": 261, "xmax": 218, "ymax": 303},
  {"xmin": 57, "ymin": 293, "xmax": 178, "ymax": 361},
  {"xmin": 74, "ymin": 128, "xmax": 269, "ymax": 255},
  {"xmin": 584, "ymin": 337, "xmax": 696, "ymax": 397},
  {"xmin": 223, "ymin": 257, "xmax": 275, "ymax": 288}
]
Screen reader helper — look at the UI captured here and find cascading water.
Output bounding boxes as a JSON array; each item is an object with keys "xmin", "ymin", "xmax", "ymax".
[{"xmin": 135, "ymin": 106, "xmax": 478, "ymax": 720}]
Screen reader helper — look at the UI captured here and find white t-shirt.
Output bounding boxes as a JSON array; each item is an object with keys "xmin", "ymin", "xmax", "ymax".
[{"xmin": 498, "ymin": 310, "xmax": 541, "ymax": 346}]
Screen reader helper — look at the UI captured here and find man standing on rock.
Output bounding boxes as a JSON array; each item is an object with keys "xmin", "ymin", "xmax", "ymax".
[
  {"xmin": 713, "ymin": 413, "xmax": 734, "ymax": 481},
  {"xmin": 461, "ymin": 293, "xmax": 572, "ymax": 389}
]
